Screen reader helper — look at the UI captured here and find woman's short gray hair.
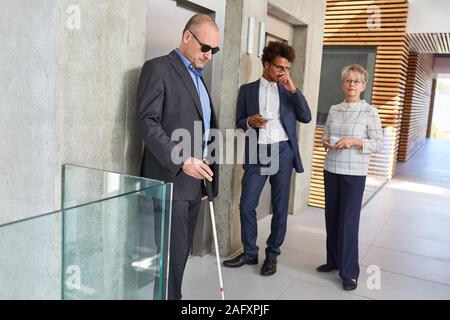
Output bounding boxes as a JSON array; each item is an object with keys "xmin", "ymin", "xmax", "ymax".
[{"xmin": 341, "ymin": 64, "xmax": 369, "ymax": 84}]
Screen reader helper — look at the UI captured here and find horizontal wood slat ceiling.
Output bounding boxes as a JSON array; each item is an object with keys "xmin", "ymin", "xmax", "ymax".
[
  {"xmin": 309, "ymin": 0, "xmax": 409, "ymax": 208},
  {"xmin": 408, "ymin": 33, "xmax": 450, "ymax": 54}
]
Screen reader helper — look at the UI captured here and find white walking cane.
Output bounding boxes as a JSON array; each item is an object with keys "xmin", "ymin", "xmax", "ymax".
[{"xmin": 204, "ymin": 178, "xmax": 225, "ymax": 300}]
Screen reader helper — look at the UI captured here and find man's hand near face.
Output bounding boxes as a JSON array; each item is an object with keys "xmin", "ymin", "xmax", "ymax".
[{"xmin": 277, "ymin": 72, "xmax": 296, "ymax": 92}]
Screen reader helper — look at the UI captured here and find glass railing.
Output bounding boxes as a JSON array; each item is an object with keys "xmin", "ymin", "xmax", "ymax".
[{"xmin": 0, "ymin": 164, "xmax": 172, "ymax": 300}]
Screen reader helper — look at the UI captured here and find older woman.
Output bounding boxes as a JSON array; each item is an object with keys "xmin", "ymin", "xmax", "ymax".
[{"xmin": 317, "ymin": 64, "xmax": 383, "ymax": 291}]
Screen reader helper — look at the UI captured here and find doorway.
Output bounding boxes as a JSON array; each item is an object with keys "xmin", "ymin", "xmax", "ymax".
[{"xmin": 429, "ymin": 75, "xmax": 450, "ymax": 139}]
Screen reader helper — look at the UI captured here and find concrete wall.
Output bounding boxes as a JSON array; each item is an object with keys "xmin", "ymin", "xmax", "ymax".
[
  {"xmin": 0, "ymin": 0, "xmax": 58, "ymax": 224},
  {"xmin": 0, "ymin": 0, "xmax": 147, "ymax": 223},
  {"xmin": 56, "ymin": 0, "xmax": 147, "ymax": 177},
  {"xmin": 215, "ymin": 0, "xmax": 326, "ymax": 256},
  {"xmin": 0, "ymin": 0, "xmax": 148, "ymax": 299}
]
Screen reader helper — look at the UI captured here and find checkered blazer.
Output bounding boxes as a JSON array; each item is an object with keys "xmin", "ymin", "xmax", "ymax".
[{"xmin": 322, "ymin": 100, "xmax": 383, "ymax": 176}]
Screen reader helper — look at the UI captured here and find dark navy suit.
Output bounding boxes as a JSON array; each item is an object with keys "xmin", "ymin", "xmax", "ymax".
[{"xmin": 236, "ymin": 79, "xmax": 311, "ymax": 261}]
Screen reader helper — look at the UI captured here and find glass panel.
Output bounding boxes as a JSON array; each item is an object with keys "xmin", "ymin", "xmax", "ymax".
[
  {"xmin": 0, "ymin": 211, "xmax": 61, "ymax": 299},
  {"xmin": 62, "ymin": 183, "xmax": 172, "ymax": 300},
  {"xmin": 0, "ymin": 165, "xmax": 172, "ymax": 300},
  {"xmin": 317, "ymin": 46, "xmax": 377, "ymax": 125},
  {"xmin": 62, "ymin": 164, "xmax": 164, "ymax": 208}
]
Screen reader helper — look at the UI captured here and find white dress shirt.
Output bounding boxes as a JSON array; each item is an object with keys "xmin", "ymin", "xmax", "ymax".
[{"xmin": 257, "ymin": 77, "xmax": 289, "ymax": 144}]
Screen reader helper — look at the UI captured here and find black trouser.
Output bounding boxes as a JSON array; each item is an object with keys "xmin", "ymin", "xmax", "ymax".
[
  {"xmin": 323, "ymin": 170, "xmax": 366, "ymax": 281},
  {"xmin": 167, "ymin": 199, "xmax": 202, "ymax": 300},
  {"xmin": 153, "ymin": 197, "xmax": 201, "ymax": 300}
]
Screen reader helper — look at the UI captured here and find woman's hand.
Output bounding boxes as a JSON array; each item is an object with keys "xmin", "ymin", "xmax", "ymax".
[
  {"xmin": 322, "ymin": 138, "xmax": 331, "ymax": 149},
  {"xmin": 334, "ymin": 137, "xmax": 363, "ymax": 149}
]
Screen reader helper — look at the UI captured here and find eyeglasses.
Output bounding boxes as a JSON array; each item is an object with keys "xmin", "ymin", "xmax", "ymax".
[
  {"xmin": 270, "ymin": 63, "xmax": 291, "ymax": 72},
  {"xmin": 344, "ymin": 79, "xmax": 363, "ymax": 85},
  {"xmin": 188, "ymin": 30, "xmax": 220, "ymax": 55}
]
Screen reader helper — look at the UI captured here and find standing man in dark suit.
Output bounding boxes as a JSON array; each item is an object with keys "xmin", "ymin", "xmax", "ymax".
[
  {"xmin": 136, "ymin": 13, "xmax": 220, "ymax": 300},
  {"xmin": 223, "ymin": 41, "xmax": 311, "ymax": 276}
]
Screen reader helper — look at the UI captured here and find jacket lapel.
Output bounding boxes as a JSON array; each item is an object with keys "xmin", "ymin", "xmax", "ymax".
[
  {"xmin": 252, "ymin": 80, "xmax": 261, "ymax": 115},
  {"xmin": 200, "ymin": 77, "xmax": 217, "ymax": 129},
  {"xmin": 277, "ymin": 84, "xmax": 287, "ymax": 125},
  {"xmin": 168, "ymin": 50, "xmax": 204, "ymax": 120}
]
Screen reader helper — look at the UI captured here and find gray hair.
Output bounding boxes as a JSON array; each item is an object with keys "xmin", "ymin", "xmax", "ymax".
[{"xmin": 341, "ymin": 64, "xmax": 369, "ymax": 84}]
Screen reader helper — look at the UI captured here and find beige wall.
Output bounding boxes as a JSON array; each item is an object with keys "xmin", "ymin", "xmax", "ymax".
[{"xmin": 216, "ymin": 0, "xmax": 326, "ymax": 256}]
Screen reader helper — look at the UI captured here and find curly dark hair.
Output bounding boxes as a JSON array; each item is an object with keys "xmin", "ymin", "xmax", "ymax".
[{"xmin": 261, "ymin": 41, "xmax": 296, "ymax": 67}]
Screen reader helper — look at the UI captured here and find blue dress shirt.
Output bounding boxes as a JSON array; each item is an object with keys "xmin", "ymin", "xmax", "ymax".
[{"xmin": 175, "ymin": 49, "xmax": 211, "ymax": 158}]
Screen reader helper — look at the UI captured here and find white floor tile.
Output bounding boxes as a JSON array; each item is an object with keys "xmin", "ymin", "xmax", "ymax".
[
  {"xmin": 374, "ymin": 230, "xmax": 450, "ymax": 261},
  {"xmin": 187, "ymin": 267, "xmax": 295, "ymax": 300},
  {"xmin": 382, "ymin": 217, "xmax": 450, "ymax": 243},
  {"xmin": 353, "ymin": 269, "xmax": 450, "ymax": 300},
  {"xmin": 361, "ymin": 246, "xmax": 450, "ymax": 286},
  {"xmin": 359, "ymin": 224, "xmax": 382, "ymax": 245},
  {"xmin": 387, "ymin": 210, "xmax": 450, "ymax": 230},
  {"xmin": 181, "ymin": 285, "xmax": 219, "ymax": 300},
  {"xmin": 278, "ymin": 279, "xmax": 343, "ymax": 300}
]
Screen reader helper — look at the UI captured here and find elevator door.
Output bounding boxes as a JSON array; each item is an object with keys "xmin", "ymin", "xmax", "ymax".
[
  {"xmin": 146, "ymin": 0, "xmax": 214, "ymax": 89},
  {"xmin": 145, "ymin": 0, "xmax": 224, "ymax": 256}
]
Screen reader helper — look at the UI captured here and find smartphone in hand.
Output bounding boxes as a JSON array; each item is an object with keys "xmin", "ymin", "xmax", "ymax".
[{"xmin": 329, "ymin": 136, "xmax": 339, "ymax": 147}]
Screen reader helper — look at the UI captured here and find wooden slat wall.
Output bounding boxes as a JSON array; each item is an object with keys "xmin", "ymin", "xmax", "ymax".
[
  {"xmin": 398, "ymin": 53, "xmax": 433, "ymax": 161},
  {"xmin": 309, "ymin": 128, "xmax": 327, "ymax": 208},
  {"xmin": 309, "ymin": 0, "xmax": 409, "ymax": 208}
]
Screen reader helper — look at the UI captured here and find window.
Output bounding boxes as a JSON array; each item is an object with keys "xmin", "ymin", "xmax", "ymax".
[{"xmin": 317, "ymin": 46, "xmax": 377, "ymax": 125}]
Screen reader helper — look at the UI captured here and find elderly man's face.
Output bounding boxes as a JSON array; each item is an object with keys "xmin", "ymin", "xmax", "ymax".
[
  {"xmin": 342, "ymin": 71, "xmax": 366, "ymax": 99},
  {"xmin": 184, "ymin": 23, "xmax": 220, "ymax": 69}
]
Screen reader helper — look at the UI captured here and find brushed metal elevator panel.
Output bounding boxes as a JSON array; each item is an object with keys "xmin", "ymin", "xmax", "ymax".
[{"xmin": 146, "ymin": 0, "xmax": 215, "ymax": 88}]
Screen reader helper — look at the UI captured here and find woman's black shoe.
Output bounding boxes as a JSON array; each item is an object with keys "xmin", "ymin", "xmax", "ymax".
[
  {"xmin": 316, "ymin": 264, "xmax": 338, "ymax": 272},
  {"xmin": 343, "ymin": 279, "xmax": 358, "ymax": 291}
]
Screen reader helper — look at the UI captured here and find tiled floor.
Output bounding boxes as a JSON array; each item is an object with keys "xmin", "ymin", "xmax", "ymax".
[{"xmin": 182, "ymin": 139, "xmax": 450, "ymax": 300}]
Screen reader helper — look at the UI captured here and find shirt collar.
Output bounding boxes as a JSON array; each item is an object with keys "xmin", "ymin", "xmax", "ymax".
[
  {"xmin": 175, "ymin": 48, "xmax": 204, "ymax": 77},
  {"xmin": 260, "ymin": 76, "xmax": 277, "ymax": 88},
  {"xmin": 344, "ymin": 99, "xmax": 366, "ymax": 108}
]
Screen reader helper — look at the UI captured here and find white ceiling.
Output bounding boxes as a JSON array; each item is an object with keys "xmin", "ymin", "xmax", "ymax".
[
  {"xmin": 407, "ymin": 0, "xmax": 450, "ymax": 53},
  {"xmin": 407, "ymin": 0, "xmax": 450, "ymax": 34}
]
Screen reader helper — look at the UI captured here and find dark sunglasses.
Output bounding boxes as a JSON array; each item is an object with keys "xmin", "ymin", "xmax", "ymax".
[{"xmin": 189, "ymin": 30, "xmax": 220, "ymax": 55}]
